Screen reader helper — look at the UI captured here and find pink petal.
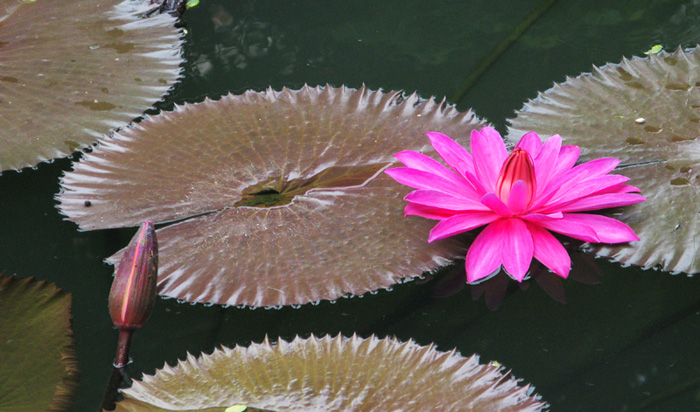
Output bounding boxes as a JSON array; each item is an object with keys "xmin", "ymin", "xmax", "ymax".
[
  {"xmin": 533, "ymin": 157, "xmax": 621, "ymax": 208},
  {"xmin": 514, "ymin": 131, "xmax": 543, "ymax": 156},
  {"xmin": 553, "ymin": 145, "xmax": 581, "ymax": 176},
  {"xmin": 384, "ymin": 168, "xmax": 468, "ymax": 198},
  {"xmin": 532, "ymin": 216, "xmax": 600, "ymax": 243},
  {"xmin": 424, "ymin": 132, "xmax": 487, "ymax": 195},
  {"xmin": 394, "ymin": 151, "xmax": 455, "ymax": 178},
  {"xmin": 466, "ymin": 220, "xmax": 507, "ymax": 283},
  {"xmin": 480, "ymin": 192, "xmax": 512, "ymax": 217},
  {"xmin": 404, "ymin": 190, "xmax": 488, "ymax": 211},
  {"xmin": 526, "ymin": 223, "xmax": 571, "ymax": 278},
  {"xmin": 425, "ymin": 132, "xmax": 476, "ymax": 177},
  {"xmin": 541, "ymin": 174, "xmax": 631, "ymax": 211},
  {"xmin": 428, "ymin": 212, "xmax": 500, "ymax": 242},
  {"xmin": 595, "ymin": 183, "xmax": 641, "ymax": 195},
  {"xmin": 404, "ymin": 203, "xmax": 457, "ymax": 220},
  {"xmin": 393, "ymin": 151, "xmax": 478, "ymax": 197},
  {"xmin": 501, "ymin": 218, "xmax": 534, "ymax": 281},
  {"xmin": 559, "ymin": 157, "xmax": 620, "ymax": 183},
  {"xmin": 559, "ymin": 213, "xmax": 639, "ymax": 243},
  {"xmin": 462, "ymin": 169, "xmax": 489, "ymax": 195},
  {"xmin": 520, "ymin": 212, "xmax": 564, "ymax": 222},
  {"xmin": 507, "ymin": 180, "xmax": 528, "ymax": 214},
  {"xmin": 619, "ymin": 184, "xmax": 641, "ymax": 193},
  {"xmin": 470, "ymin": 127, "xmax": 508, "ymax": 191},
  {"xmin": 555, "ymin": 193, "xmax": 646, "ymax": 213},
  {"xmin": 533, "ymin": 134, "xmax": 562, "ymax": 192},
  {"xmin": 536, "ymin": 144, "xmax": 580, "ymax": 197}
]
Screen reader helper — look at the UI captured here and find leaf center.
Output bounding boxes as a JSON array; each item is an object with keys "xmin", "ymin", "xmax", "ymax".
[{"xmin": 234, "ymin": 164, "xmax": 387, "ymax": 208}]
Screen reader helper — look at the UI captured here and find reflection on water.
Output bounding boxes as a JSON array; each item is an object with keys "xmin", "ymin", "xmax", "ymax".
[
  {"xmin": 190, "ymin": 2, "xmax": 301, "ymax": 80},
  {"xmin": 426, "ymin": 239, "xmax": 603, "ymax": 310}
]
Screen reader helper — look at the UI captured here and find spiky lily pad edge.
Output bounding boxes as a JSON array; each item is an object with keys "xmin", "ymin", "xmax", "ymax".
[{"xmin": 115, "ymin": 334, "xmax": 548, "ymax": 412}]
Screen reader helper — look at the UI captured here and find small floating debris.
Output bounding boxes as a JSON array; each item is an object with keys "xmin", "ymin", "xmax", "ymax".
[{"xmin": 644, "ymin": 45, "xmax": 663, "ymax": 55}]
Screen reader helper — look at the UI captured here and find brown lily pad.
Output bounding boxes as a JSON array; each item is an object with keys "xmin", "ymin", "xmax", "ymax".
[
  {"xmin": 507, "ymin": 45, "xmax": 700, "ymax": 274},
  {"xmin": 0, "ymin": 275, "xmax": 78, "ymax": 412},
  {"xmin": 0, "ymin": 0, "xmax": 183, "ymax": 172},
  {"xmin": 57, "ymin": 85, "xmax": 486, "ymax": 307},
  {"xmin": 111, "ymin": 334, "xmax": 546, "ymax": 412}
]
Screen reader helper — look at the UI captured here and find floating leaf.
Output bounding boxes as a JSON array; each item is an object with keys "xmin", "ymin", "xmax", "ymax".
[
  {"xmin": 644, "ymin": 44, "xmax": 663, "ymax": 55},
  {"xmin": 58, "ymin": 85, "xmax": 486, "ymax": 307},
  {"xmin": 0, "ymin": 275, "xmax": 77, "ymax": 412},
  {"xmin": 507, "ymin": 45, "xmax": 700, "ymax": 274},
  {"xmin": 0, "ymin": 0, "xmax": 183, "ymax": 172},
  {"xmin": 111, "ymin": 334, "xmax": 546, "ymax": 412}
]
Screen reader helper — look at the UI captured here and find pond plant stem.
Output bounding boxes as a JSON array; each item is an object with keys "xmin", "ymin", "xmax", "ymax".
[
  {"xmin": 114, "ymin": 328, "xmax": 134, "ymax": 368},
  {"xmin": 100, "ymin": 329, "xmax": 135, "ymax": 411},
  {"xmin": 100, "ymin": 366, "xmax": 125, "ymax": 411},
  {"xmin": 101, "ymin": 221, "xmax": 159, "ymax": 410},
  {"xmin": 451, "ymin": 0, "xmax": 559, "ymax": 105}
]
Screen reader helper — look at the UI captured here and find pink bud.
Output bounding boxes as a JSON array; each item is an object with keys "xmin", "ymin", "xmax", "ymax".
[
  {"xmin": 108, "ymin": 221, "xmax": 158, "ymax": 331},
  {"xmin": 496, "ymin": 149, "xmax": 536, "ymax": 206}
]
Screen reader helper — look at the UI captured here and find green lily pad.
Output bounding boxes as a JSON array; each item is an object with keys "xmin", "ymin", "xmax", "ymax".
[
  {"xmin": 508, "ymin": 45, "xmax": 700, "ymax": 274},
  {"xmin": 0, "ymin": 275, "xmax": 78, "ymax": 412},
  {"xmin": 57, "ymin": 85, "xmax": 486, "ymax": 307},
  {"xmin": 111, "ymin": 334, "xmax": 546, "ymax": 412},
  {"xmin": 0, "ymin": 0, "xmax": 183, "ymax": 172}
]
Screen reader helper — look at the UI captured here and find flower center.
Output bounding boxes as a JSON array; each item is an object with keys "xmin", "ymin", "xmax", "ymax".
[{"xmin": 496, "ymin": 148, "xmax": 536, "ymax": 206}]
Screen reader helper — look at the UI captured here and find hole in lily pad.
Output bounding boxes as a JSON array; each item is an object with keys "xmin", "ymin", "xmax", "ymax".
[
  {"xmin": 234, "ymin": 164, "xmax": 387, "ymax": 208},
  {"xmin": 237, "ymin": 188, "xmax": 286, "ymax": 208},
  {"xmin": 508, "ymin": 45, "xmax": 700, "ymax": 275}
]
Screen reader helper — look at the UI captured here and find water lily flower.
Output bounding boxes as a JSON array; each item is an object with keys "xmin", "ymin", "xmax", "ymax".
[{"xmin": 385, "ymin": 127, "xmax": 645, "ymax": 283}]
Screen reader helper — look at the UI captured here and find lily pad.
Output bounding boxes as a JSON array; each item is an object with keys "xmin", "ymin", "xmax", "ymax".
[
  {"xmin": 111, "ymin": 334, "xmax": 546, "ymax": 412},
  {"xmin": 57, "ymin": 85, "xmax": 485, "ymax": 307},
  {"xmin": 0, "ymin": 275, "xmax": 78, "ymax": 412},
  {"xmin": 0, "ymin": 0, "xmax": 183, "ymax": 172},
  {"xmin": 507, "ymin": 45, "xmax": 700, "ymax": 274}
]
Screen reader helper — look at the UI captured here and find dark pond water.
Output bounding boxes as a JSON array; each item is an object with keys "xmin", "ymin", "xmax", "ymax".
[{"xmin": 5, "ymin": 0, "xmax": 700, "ymax": 410}]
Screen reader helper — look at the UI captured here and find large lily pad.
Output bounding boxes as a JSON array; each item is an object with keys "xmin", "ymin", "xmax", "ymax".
[
  {"xmin": 111, "ymin": 334, "xmax": 546, "ymax": 412},
  {"xmin": 57, "ymin": 85, "xmax": 485, "ymax": 307},
  {"xmin": 0, "ymin": 275, "xmax": 77, "ymax": 412},
  {"xmin": 0, "ymin": 0, "xmax": 183, "ymax": 172},
  {"xmin": 507, "ymin": 45, "xmax": 700, "ymax": 274}
]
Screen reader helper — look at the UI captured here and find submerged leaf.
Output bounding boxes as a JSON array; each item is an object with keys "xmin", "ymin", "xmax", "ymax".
[
  {"xmin": 111, "ymin": 334, "xmax": 546, "ymax": 412},
  {"xmin": 508, "ymin": 45, "xmax": 700, "ymax": 274},
  {"xmin": 0, "ymin": 275, "xmax": 77, "ymax": 412},
  {"xmin": 58, "ymin": 85, "xmax": 486, "ymax": 307},
  {"xmin": 0, "ymin": 0, "xmax": 183, "ymax": 172}
]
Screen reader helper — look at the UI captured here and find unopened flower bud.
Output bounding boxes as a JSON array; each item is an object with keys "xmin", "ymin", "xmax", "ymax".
[
  {"xmin": 108, "ymin": 221, "xmax": 158, "ymax": 330},
  {"xmin": 496, "ymin": 148, "xmax": 536, "ymax": 206}
]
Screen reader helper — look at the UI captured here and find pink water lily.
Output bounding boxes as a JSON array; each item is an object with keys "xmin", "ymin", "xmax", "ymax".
[{"xmin": 385, "ymin": 127, "xmax": 646, "ymax": 283}]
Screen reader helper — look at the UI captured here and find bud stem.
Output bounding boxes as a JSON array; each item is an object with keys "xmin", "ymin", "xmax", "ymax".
[
  {"xmin": 114, "ymin": 328, "xmax": 134, "ymax": 368},
  {"xmin": 101, "ymin": 329, "xmax": 135, "ymax": 411}
]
